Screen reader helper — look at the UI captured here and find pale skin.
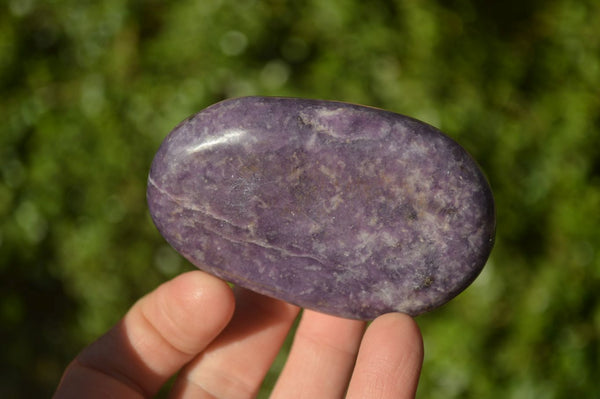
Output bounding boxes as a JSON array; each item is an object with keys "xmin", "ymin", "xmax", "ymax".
[{"xmin": 54, "ymin": 271, "xmax": 423, "ymax": 398}]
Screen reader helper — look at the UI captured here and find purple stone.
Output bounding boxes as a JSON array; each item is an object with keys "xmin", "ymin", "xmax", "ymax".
[{"xmin": 147, "ymin": 97, "xmax": 495, "ymax": 319}]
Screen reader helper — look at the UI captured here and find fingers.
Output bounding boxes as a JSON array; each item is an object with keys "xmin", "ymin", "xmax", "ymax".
[
  {"xmin": 270, "ymin": 310, "xmax": 367, "ymax": 399},
  {"xmin": 346, "ymin": 313, "xmax": 424, "ymax": 399},
  {"xmin": 54, "ymin": 270, "xmax": 423, "ymax": 399},
  {"xmin": 54, "ymin": 271, "xmax": 235, "ymax": 399},
  {"xmin": 169, "ymin": 287, "xmax": 299, "ymax": 398}
]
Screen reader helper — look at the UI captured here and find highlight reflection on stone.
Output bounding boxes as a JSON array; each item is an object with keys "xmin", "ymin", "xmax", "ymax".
[{"xmin": 147, "ymin": 96, "xmax": 495, "ymax": 319}]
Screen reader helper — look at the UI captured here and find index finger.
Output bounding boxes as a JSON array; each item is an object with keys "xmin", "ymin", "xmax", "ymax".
[{"xmin": 54, "ymin": 271, "xmax": 235, "ymax": 398}]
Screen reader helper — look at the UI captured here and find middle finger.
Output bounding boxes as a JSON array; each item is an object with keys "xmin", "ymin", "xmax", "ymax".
[{"xmin": 169, "ymin": 287, "xmax": 300, "ymax": 398}]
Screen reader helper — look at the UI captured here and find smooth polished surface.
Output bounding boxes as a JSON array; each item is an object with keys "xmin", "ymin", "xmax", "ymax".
[{"xmin": 147, "ymin": 96, "xmax": 495, "ymax": 319}]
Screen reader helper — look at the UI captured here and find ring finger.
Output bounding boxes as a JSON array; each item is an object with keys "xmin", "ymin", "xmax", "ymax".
[{"xmin": 270, "ymin": 310, "xmax": 366, "ymax": 398}]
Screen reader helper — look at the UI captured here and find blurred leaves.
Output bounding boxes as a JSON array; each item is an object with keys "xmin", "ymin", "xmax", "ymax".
[{"xmin": 1, "ymin": 0, "xmax": 599, "ymax": 397}]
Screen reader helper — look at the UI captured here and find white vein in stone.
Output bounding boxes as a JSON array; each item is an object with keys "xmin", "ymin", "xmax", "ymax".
[
  {"xmin": 149, "ymin": 176, "xmax": 328, "ymax": 267},
  {"xmin": 198, "ymin": 219, "xmax": 328, "ymax": 267},
  {"xmin": 148, "ymin": 176, "xmax": 247, "ymax": 230}
]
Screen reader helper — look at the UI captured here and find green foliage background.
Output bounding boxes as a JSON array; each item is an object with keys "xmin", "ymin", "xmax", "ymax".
[{"xmin": 1, "ymin": 0, "xmax": 599, "ymax": 397}]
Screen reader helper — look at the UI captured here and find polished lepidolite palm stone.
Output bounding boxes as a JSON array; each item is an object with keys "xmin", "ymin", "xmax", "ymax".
[{"xmin": 147, "ymin": 96, "xmax": 495, "ymax": 319}]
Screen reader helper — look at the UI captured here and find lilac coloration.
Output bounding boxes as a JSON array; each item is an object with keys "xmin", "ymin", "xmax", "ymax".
[{"xmin": 147, "ymin": 97, "xmax": 495, "ymax": 320}]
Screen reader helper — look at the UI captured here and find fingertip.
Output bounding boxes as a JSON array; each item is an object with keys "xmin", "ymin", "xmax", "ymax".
[
  {"xmin": 55, "ymin": 271, "xmax": 236, "ymax": 398},
  {"xmin": 346, "ymin": 313, "xmax": 423, "ymax": 399},
  {"xmin": 369, "ymin": 312, "xmax": 423, "ymax": 357},
  {"xmin": 162, "ymin": 271, "xmax": 236, "ymax": 325},
  {"xmin": 139, "ymin": 270, "xmax": 236, "ymax": 355},
  {"xmin": 367, "ymin": 312, "xmax": 424, "ymax": 374},
  {"xmin": 270, "ymin": 311, "xmax": 365, "ymax": 399}
]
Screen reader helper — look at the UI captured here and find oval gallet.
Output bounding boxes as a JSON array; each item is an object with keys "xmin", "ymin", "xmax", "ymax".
[{"xmin": 147, "ymin": 96, "xmax": 495, "ymax": 320}]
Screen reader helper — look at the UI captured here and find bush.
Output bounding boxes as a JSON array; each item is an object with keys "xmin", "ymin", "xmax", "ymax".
[{"xmin": 1, "ymin": 0, "xmax": 599, "ymax": 397}]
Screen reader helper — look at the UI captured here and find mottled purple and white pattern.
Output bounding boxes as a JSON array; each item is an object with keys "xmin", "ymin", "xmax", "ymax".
[{"xmin": 147, "ymin": 97, "xmax": 495, "ymax": 319}]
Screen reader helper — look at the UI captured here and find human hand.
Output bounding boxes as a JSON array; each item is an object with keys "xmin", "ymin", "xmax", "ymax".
[{"xmin": 54, "ymin": 271, "xmax": 423, "ymax": 398}]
